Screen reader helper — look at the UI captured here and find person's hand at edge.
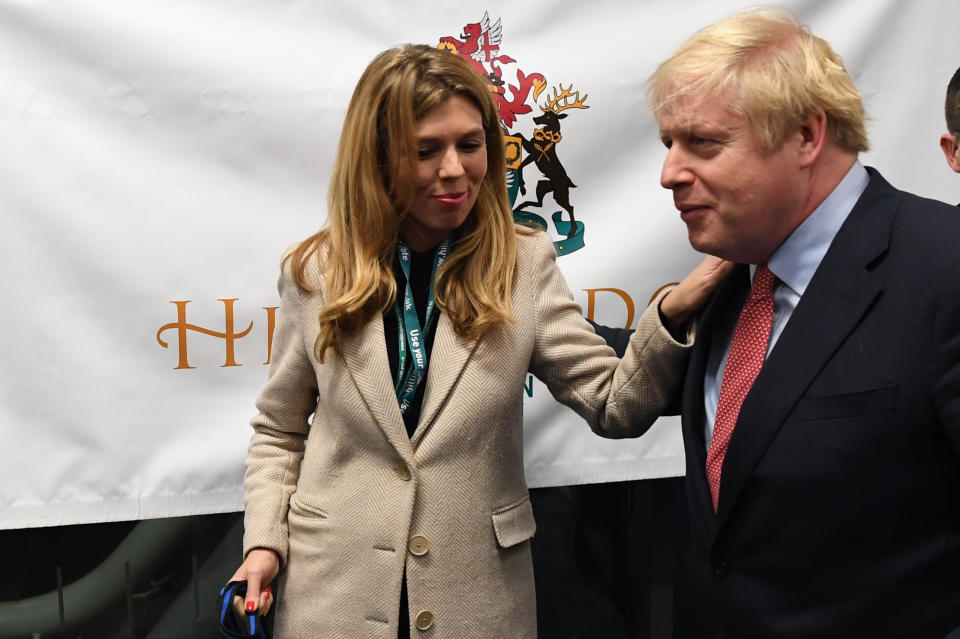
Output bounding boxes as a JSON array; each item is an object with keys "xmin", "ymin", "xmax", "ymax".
[
  {"xmin": 659, "ymin": 256, "xmax": 733, "ymax": 338},
  {"xmin": 229, "ymin": 547, "xmax": 280, "ymax": 617}
]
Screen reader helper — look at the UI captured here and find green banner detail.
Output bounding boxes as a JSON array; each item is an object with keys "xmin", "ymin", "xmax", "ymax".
[
  {"xmin": 550, "ymin": 211, "xmax": 585, "ymax": 255},
  {"xmin": 511, "ymin": 210, "xmax": 585, "ymax": 256},
  {"xmin": 507, "ymin": 169, "xmax": 585, "ymax": 256}
]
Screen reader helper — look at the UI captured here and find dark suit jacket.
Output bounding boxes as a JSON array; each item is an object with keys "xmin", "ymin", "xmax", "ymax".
[{"xmin": 676, "ymin": 168, "xmax": 960, "ymax": 638}]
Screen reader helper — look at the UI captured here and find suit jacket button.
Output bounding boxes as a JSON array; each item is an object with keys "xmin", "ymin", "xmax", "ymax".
[
  {"xmin": 396, "ymin": 461, "xmax": 412, "ymax": 481},
  {"xmin": 713, "ymin": 560, "xmax": 729, "ymax": 576},
  {"xmin": 415, "ymin": 609, "xmax": 434, "ymax": 630},
  {"xmin": 408, "ymin": 535, "xmax": 430, "ymax": 556}
]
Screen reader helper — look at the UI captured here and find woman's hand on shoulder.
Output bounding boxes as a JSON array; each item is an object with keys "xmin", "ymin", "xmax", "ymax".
[
  {"xmin": 659, "ymin": 256, "xmax": 733, "ymax": 332},
  {"xmin": 228, "ymin": 547, "xmax": 281, "ymax": 617}
]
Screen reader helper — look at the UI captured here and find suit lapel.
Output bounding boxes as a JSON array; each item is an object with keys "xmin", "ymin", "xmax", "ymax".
[
  {"xmin": 412, "ymin": 313, "xmax": 480, "ymax": 447},
  {"xmin": 714, "ymin": 169, "xmax": 897, "ymax": 526},
  {"xmin": 339, "ymin": 314, "xmax": 412, "ymax": 457}
]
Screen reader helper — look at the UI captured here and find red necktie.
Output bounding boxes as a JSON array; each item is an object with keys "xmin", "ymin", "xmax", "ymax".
[{"xmin": 706, "ymin": 264, "xmax": 776, "ymax": 512}]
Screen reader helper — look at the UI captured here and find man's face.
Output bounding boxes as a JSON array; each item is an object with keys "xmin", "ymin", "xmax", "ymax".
[{"xmin": 658, "ymin": 94, "xmax": 807, "ymax": 264}]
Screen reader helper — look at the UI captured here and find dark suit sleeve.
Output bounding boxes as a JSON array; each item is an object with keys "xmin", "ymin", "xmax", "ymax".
[
  {"xmin": 934, "ymin": 258, "xmax": 960, "ymax": 452},
  {"xmin": 585, "ymin": 319, "xmax": 634, "ymax": 357}
]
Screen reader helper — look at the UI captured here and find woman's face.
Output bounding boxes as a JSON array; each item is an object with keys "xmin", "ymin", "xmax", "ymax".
[{"xmin": 400, "ymin": 94, "xmax": 488, "ymax": 252}]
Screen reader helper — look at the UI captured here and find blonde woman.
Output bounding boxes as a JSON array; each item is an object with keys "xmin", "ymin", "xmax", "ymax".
[{"xmin": 228, "ymin": 44, "xmax": 728, "ymax": 638}]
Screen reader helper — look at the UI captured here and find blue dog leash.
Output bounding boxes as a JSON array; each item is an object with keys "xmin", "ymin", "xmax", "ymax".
[{"xmin": 218, "ymin": 581, "xmax": 270, "ymax": 639}]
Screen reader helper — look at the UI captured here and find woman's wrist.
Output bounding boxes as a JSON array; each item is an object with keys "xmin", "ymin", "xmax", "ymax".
[{"xmin": 658, "ymin": 289, "xmax": 691, "ymax": 342}]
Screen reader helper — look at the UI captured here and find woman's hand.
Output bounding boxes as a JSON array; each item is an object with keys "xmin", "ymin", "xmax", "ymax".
[
  {"xmin": 659, "ymin": 256, "xmax": 733, "ymax": 332},
  {"xmin": 228, "ymin": 547, "xmax": 281, "ymax": 617}
]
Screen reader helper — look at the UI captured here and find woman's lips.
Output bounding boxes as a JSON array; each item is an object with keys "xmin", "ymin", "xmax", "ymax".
[{"xmin": 434, "ymin": 191, "xmax": 468, "ymax": 207}]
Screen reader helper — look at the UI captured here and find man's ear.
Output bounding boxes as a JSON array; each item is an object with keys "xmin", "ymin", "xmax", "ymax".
[
  {"xmin": 797, "ymin": 108, "xmax": 827, "ymax": 169},
  {"xmin": 940, "ymin": 134, "xmax": 960, "ymax": 173}
]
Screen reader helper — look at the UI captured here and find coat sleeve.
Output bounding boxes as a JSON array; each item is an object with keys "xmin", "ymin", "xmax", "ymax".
[
  {"xmin": 242, "ymin": 264, "xmax": 319, "ymax": 566},
  {"xmin": 587, "ymin": 319, "xmax": 634, "ymax": 357},
  {"xmin": 526, "ymin": 231, "xmax": 693, "ymax": 438}
]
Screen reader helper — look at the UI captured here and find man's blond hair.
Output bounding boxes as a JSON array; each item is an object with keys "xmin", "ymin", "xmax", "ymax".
[{"xmin": 648, "ymin": 7, "xmax": 868, "ymax": 153}]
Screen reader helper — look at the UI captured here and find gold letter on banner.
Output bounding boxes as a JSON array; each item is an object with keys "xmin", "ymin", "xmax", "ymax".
[
  {"xmin": 262, "ymin": 306, "xmax": 278, "ymax": 365},
  {"xmin": 156, "ymin": 299, "xmax": 254, "ymax": 369},
  {"xmin": 583, "ymin": 288, "xmax": 635, "ymax": 329}
]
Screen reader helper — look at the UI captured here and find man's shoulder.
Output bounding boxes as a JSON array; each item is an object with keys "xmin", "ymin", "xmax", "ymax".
[
  {"xmin": 865, "ymin": 167, "xmax": 959, "ymax": 219},
  {"xmin": 892, "ymin": 187, "xmax": 960, "ymax": 242},
  {"xmin": 862, "ymin": 167, "xmax": 960, "ymax": 245}
]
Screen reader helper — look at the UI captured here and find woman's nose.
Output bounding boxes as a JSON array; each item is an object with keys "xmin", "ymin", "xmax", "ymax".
[{"xmin": 438, "ymin": 147, "xmax": 465, "ymax": 178}]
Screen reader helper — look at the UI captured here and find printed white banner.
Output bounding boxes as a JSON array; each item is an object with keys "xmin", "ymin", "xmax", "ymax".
[{"xmin": 1, "ymin": 0, "xmax": 957, "ymax": 528}]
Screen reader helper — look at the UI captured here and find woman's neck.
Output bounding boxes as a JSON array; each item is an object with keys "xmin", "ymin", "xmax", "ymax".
[{"xmin": 400, "ymin": 231, "xmax": 446, "ymax": 253}]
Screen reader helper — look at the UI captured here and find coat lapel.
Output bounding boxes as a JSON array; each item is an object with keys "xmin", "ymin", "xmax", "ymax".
[
  {"xmin": 412, "ymin": 313, "xmax": 480, "ymax": 447},
  {"xmin": 339, "ymin": 313, "xmax": 412, "ymax": 457},
  {"xmin": 714, "ymin": 169, "xmax": 898, "ymax": 526}
]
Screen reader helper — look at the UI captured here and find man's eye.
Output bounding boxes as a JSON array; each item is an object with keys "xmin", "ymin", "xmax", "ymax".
[
  {"xmin": 661, "ymin": 138, "xmax": 673, "ymax": 149},
  {"xmin": 691, "ymin": 136, "xmax": 710, "ymax": 146}
]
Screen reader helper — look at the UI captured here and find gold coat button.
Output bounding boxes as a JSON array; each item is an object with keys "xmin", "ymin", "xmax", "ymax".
[
  {"xmin": 408, "ymin": 535, "xmax": 430, "ymax": 556},
  {"xmin": 415, "ymin": 609, "xmax": 434, "ymax": 631},
  {"xmin": 396, "ymin": 461, "xmax": 411, "ymax": 481}
]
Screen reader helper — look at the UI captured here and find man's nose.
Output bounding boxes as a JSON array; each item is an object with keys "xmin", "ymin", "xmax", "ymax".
[{"xmin": 660, "ymin": 146, "xmax": 692, "ymax": 190}]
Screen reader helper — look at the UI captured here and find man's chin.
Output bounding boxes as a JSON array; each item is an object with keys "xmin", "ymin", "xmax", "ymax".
[
  {"xmin": 687, "ymin": 235, "xmax": 740, "ymax": 262},
  {"xmin": 686, "ymin": 233, "xmax": 716, "ymax": 256}
]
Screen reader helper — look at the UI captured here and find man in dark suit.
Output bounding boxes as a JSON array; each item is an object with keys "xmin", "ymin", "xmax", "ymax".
[
  {"xmin": 642, "ymin": 8, "xmax": 960, "ymax": 638},
  {"xmin": 942, "ymin": 65, "xmax": 960, "ymax": 175}
]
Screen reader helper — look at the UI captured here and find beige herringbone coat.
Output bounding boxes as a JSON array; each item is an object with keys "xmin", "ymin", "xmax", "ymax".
[{"xmin": 243, "ymin": 230, "xmax": 691, "ymax": 638}]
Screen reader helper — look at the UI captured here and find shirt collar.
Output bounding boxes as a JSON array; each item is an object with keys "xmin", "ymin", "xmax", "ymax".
[{"xmin": 763, "ymin": 160, "xmax": 869, "ymax": 295}]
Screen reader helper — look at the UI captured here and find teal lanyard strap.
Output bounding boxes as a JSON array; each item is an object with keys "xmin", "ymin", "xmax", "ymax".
[{"xmin": 394, "ymin": 237, "xmax": 449, "ymax": 414}]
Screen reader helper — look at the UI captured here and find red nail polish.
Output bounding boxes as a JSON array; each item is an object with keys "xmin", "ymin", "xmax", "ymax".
[
  {"xmin": 265, "ymin": 586, "xmax": 272, "ymax": 595},
  {"xmin": 245, "ymin": 600, "xmax": 257, "ymax": 612}
]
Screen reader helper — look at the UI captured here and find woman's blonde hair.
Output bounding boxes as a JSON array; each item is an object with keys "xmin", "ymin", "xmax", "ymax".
[
  {"xmin": 286, "ymin": 44, "xmax": 517, "ymax": 362},
  {"xmin": 648, "ymin": 7, "xmax": 868, "ymax": 154}
]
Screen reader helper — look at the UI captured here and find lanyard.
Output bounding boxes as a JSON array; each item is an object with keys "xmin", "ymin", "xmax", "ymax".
[{"xmin": 394, "ymin": 237, "xmax": 448, "ymax": 414}]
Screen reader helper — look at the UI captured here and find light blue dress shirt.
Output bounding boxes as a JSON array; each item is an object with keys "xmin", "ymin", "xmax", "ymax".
[{"xmin": 703, "ymin": 161, "xmax": 870, "ymax": 447}]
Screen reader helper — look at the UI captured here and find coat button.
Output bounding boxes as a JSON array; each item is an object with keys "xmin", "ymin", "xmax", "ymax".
[
  {"xmin": 396, "ymin": 461, "xmax": 411, "ymax": 481},
  {"xmin": 415, "ymin": 609, "xmax": 434, "ymax": 630},
  {"xmin": 408, "ymin": 535, "xmax": 430, "ymax": 556},
  {"xmin": 713, "ymin": 560, "xmax": 729, "ymax": 577}
]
